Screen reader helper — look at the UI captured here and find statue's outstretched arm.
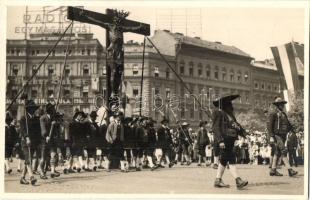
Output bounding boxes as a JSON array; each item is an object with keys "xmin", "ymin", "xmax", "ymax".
[
  {"xmin": 79, "ymin": 11, "xmax": 110, "ymax": 29},
  {"xmin": 122, "ymin": 24, "xmax": 144, "ymax": 32}
]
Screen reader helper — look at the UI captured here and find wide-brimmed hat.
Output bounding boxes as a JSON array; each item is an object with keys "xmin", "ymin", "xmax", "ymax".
[
  {"xmin": 213, "ymin": 94, "xmax": 240, "ymax": 108},
  {"xmin": 46, "ymin": 102, "xmax": 55, "ymax": 113},
  {"xmin": 123, "ymin": 117, "xmax": 133, "ymax": 124},
  {"xmin": 73, "ymin": 111, "xmax": 86, "ymax": 120},
  {"xmin": 199, "ymin": 120, "xmax": 207, "ymax": 127},
  {"xmin": 272, "ymin": 97, "xmax": 287, "ymax": 105},
  {"xmin": 6, "ymin": 111, "xmax": 13, "ymax": 122},
  {"xmin": 161, "ymin": 117, "xmax": 169, "ymax": 124},
  {"xmin": 90, "ymin": 111, "xmax": 98, "ymax": 118},
  {"xmin": 181, "ymin": 122, "xmax": 189, "ymax": 126},
  {"xmin": 25, "ymin": 100, "xmax": 40, "ymax": 114}
]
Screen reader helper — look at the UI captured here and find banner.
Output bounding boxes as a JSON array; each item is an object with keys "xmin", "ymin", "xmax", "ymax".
[{"xmin": 271, "ymin": 41, "xmax": 304, "ymax": 91}]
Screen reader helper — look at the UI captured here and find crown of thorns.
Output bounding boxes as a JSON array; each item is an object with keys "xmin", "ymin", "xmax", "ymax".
[{"xmin": 111, "ymin": 9, "xmax": 130, "ymax": 19}]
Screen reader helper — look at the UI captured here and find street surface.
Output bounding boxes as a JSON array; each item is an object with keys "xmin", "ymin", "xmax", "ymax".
[{"xmin": 4, "ymin": 160, "xmax": 304, "ymax": 195}]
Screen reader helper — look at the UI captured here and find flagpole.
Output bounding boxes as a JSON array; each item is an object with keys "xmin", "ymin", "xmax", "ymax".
[{"xmin": 139, "ymin": 37, "xmax": 146, "ymax": 116}]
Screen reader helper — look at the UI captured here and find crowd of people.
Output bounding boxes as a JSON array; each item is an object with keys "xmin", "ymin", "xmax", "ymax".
[
  {"xmin": 4, "ymin": 99, "xmax": 217, "ymax": 186},
  {"xmin": 4, "ymin": 94, "xmax": 302, "ymax": 190}
]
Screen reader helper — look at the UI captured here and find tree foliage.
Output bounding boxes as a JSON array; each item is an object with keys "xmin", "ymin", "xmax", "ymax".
[
  {"xmin": 236, "ymin": 109, "xmax": 266, "ymax": 132},
  {"xmin": 287, "ymin": 90, "xmax": 304, "ymax": 132}
]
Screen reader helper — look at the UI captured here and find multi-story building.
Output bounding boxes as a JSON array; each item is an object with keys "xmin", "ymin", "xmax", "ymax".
[
  {"xmin": 149, "ymin": 30, "xmax": 254, "ymax": 126},
  {"xmin": 6, "ymin": 30, "xmax": 304, "ymax": 128},
  {"xmin": 6, "ymin": 33, "xmax": 105, "ymax": 119}
]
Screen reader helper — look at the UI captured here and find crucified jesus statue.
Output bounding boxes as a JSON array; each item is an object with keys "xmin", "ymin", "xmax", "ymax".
[{"xmin": 79, "ymin": 9, "xmax": 145, "ymax": 97}]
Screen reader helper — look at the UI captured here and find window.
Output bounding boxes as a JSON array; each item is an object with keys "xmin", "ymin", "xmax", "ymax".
[
  {"xmin": 180, "ymin": 66, "xmax": 184, "ymax": 75},
  {"xmin": 16, "ymin": 50, "xmax": 20, "ymax": 56},
  {"xmin": 36, "ymin": 50, "xmax": 40, "ymax": 55},
  {"xmin": 133, "ymin": 89, "xmax": 139, "ymax": 97},
  {"xmin": 261, "ymin": 83, "xmax": 265, "ymax": 90},
  {"xmin": 11, "ymin": 50, "xmax": 15, "ymax": 55},
  {"xmin": 179, "ymin": 60, "xmax": 185, "ymax": 75},
  {"xmin": 199, "ymin": 110, "xmax": 203, "ymax": 120},
  {"xmin": 132, "ymin": 65, "xmax": 139, "ymax": 75},
  {"xmin": 64, "ymin": 89, "xmax": 70, "ymax": 96},
  {"xmin": 245, "ymin": 95, "xmax": 249, "ymax": 103},
  {"xmin": 166, "ymin": 88, "xmax": 170, "ymax": 98},
  {"xmin": 189, "ymin": 62, "xmax": 194, "ymax": 76},
  {"xmin": 190, "ymin": 109, "xmax": 194, "ymax": 118},
  {"xmin": 166, "ymin": 68, "xmax": 170, "ymax": 79},
  {"xmin": 82, "ymin": 49, "xmax": 85, "ymax": 55},
  {"xmin": 11, "ymin": 89, "xmax": 17, "ymax": 98},
  {"xmin": 198, "ymin": 63, "xmax": 202, "ymax": 77},
  {"xmin": 155, "ymin": 88, "xmax": 160, "ymax": 96},
  {"xmin": 206, "ymin": 64, "xmax": 211, "ymax": 78},
  {"xmin": 214, "ymin": 66, "xmax": 219, "ymax": 80},
  {"xmin": 230, "ymin": 70, "xmax": 235, "ymax": 82},
  {"xmin": 222, "ymin": 68, "xmax": 227, "ymax": 81},
  {"xmin": 12, "ymin": 65, "xmax": 18, "ymax": 76},
  {"xmin": 181, "ymin": 108, "xmax": 185, "ymax": 118},
  {"xmin": 83, "ymin": 92, "xmax": 88, "ymax": 98},
  {"xmin": 267, "ymin": 84, "xmax": 271, "ymax": 91},
  {"xmin": 31, "ymin": 50, "xmax": 35, "ymax": 56},
  {"xmin": 254, "ymin": 82, "xmax": 259, "ymax": 89},
  {"xmin": 31, "ymin": 90, "xmax": 38, "ymax": 98},
  {"xmin": 154, "ymin": 67, "xmax": 159, "ymax": 77},
  {"xmin": 237, "ymin": 71, "xmax": 242, "ymax": 82},
  {"xmin": 32, "ymin": 65, "xmax": 37, "ymax": 75},
  {"xmin": 48, "ymin": 90, "xmax": 54, "ymax": 97},
  {"xmin": 87, "ymin": 49, "xmax": 91, "ymax": 56},
  {"xmin": 65, "ymin": 69, "xmax": 70, "ymax": 76},
  {"xmin": 274, "ymin": 84, "xmax": 278, "ymax": 91},
  {"xmin": 83, "ymin": 65, "xmax": 89, "ymax": 75},
  {"xmin": 48, "ymin": 65, "xmax": 54, "ymax": 75},
  {"xmin": 73, "ymin": 91, "xmax": 80, "ymax": 98},
  {"xmin": 52, "ymin": 50, "xmax": 55, "ymax": 56},
  {"xmin": 244, "ymin": 72, "xmax": 249, "ymax": 82}
]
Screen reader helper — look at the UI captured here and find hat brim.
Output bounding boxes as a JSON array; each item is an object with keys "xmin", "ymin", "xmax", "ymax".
[
  {"xmin": 273, "ymin": 101, "xmax": 287, "ymax": 105},
  {"xmin": 213, "ymin": 94, "xmax": 240, "ymax": 108}
]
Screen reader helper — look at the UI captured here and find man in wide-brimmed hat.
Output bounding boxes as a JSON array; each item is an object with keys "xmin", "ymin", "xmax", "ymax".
[
  {"xmin": 156, "ymin": 117, "xmax": 174, "ymax": 168},
  {"xmin": 196, "ymin": 120, "xmax": 210, "ymax": 167},
  {"xmin": 212, "ymin": 94, "xmax": 248, "ymax": 190},
  {"xmin": 39, "ymin": 102, "xmax": 60, "ymax": 179},
  {"xmin": 19, "ymin": 99, "xmax": 40, "ymax": 185},
  {"xmin": 267, "ymin": 97, "xmax": 298, "ymax": 177},
  {"xmin": 178, "ymin": 121, "xmax": 192, "ymax": 165}
]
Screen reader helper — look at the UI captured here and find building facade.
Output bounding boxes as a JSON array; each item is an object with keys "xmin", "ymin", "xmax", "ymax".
[{"xmin": 6, "ymin": 31, "xmax": 304, "ymax": 127}]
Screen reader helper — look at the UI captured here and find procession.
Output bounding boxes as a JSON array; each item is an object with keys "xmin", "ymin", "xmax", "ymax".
[
  {"xmin": 4, "ymin": 94, "xmax": 303, "ymax": 190},
  {"xmin": 4, "ymin": 4, "xmax": 306, "ymax": 196}
]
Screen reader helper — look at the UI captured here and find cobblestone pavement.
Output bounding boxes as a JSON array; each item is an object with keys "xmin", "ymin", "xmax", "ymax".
[{"xmin": 4, "ymin": 160, "xmax": 304, "ymax": 195}]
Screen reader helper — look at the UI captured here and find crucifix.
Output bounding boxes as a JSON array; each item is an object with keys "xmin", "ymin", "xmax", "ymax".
[{"xmin": 67, "ymin": 6, "xmax": 150, "ymax": 116}]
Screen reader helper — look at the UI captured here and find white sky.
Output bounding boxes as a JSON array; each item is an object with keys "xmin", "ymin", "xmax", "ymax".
[{"xmin": 6, "ymin": 6, "xmax": 305, "ymax": 60}]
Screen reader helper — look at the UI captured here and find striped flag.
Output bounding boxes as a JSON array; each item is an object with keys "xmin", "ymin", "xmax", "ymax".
[{"xmin": 271, "ymin": 41, "xmax": 304, "ymax": 91}]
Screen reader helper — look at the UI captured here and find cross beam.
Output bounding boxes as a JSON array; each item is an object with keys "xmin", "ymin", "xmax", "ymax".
[{"xmin": 67, "ymin": 6, "xmax": 150, "ymax": 118}]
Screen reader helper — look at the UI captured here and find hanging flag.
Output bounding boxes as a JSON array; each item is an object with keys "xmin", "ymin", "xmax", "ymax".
[
  {"xmin": 271, "ymin": 41, "xmax": 304, "ymax": 91},
  {"xmin": 91, "ymin": 76, "xmax": 99, "ymax": 91}
]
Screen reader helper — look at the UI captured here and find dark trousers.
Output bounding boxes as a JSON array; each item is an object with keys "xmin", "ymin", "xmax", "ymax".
[{"xmin": 288, "ymin": 147, "xmax": 298, "ymax": 167}]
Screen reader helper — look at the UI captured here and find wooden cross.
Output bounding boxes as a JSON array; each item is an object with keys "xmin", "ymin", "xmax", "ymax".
[{"xmin": 67, "ymin": 6, "xmax": 150, "ymax": 117}]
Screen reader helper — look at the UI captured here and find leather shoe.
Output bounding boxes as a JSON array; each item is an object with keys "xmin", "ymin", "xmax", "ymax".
[
  {"xmin": 214, "ymin": 178, "xmax": 230, "ymax": 188},
  {"xmin": 236, "ymin": 177, "xmax": 248, "ymax": 189},
  {"xmin": 20, "ymin": 177, "xmax": 29, "ymax": 185},
  {"xmin": 288, "ymin": 169, "xmax": 298, "ymax": 177}
]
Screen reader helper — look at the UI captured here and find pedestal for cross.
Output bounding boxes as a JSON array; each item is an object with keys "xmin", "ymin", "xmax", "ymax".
[
  {"xmin": 67, "ymin": 6, "xmax": 150, "ymax": 117},
  {"xmin": 67, "ymin": 7, "xmax": 150, "ymax": 169}
]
